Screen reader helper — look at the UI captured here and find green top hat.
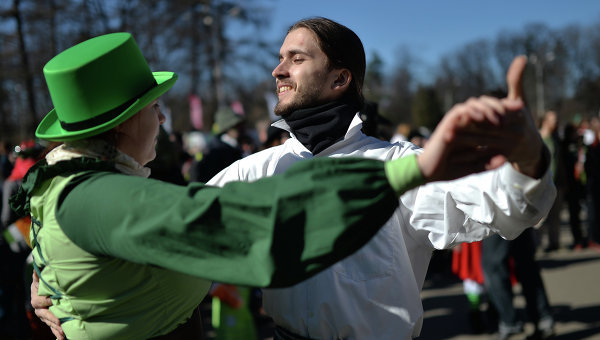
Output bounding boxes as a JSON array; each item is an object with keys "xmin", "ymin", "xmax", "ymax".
[{"xmin": 36, "ymin": 32, "xmax": 177, "ymax": 141}]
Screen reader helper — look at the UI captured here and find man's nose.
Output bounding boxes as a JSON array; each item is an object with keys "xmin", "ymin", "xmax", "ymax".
[{"xmin": 272, "ymin": 61, "xmax": 287, "ymax": 78}]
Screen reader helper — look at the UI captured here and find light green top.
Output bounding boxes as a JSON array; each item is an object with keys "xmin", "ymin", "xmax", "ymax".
[
  {"xmin": 17, "ymin": 155, "xmax": 424, "ymax": 339},
  {"xmin": 30, "ymin": 174, "xmax": 211, "ymax": 339}
]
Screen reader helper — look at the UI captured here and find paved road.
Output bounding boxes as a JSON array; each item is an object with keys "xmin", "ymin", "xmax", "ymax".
[
  {"xmin": 418, "ymin": 226, "xmax": 600, "ymax": 340},
  {"xmin": 251, "ymin": 218, "xmax": 600, "ymax": 340}
]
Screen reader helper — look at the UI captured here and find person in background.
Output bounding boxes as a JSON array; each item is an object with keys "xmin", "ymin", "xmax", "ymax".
[
  {"xmin": 0, "ymin": 141, "xmax": 15, "ymax": 227},
  {"xmin": 168, "ymin": 131, "xmax": 193, "ymax": 176},
  {"xmin": 407, "ymin": 128, "xmax": 429, "ymax": 148},
  {"xmin": 262, "ymin": 125, "xmax": 290, "ymax": 150},
  {"xmin": 391, "ymin": 123, "xmax": 411, "ymax": 143},
  {"xmin": 146, "ymin": 126, "xmax": 188, "ymax": 185},
  {"xmin": 26, "ymin": 31, "xmax": 521, "ymax": 340},
  {"xmin": 0, "ymin": 140, "xmax": 49, "ymax": 339},
  {"xmin": 209, "ymin": 283, "xmax": 258, "ymax": 340},
  {"xmin": 481, "ymin": 227, "xmax": 555, "ymax": 340},
  {"xmin": 0, "ymin": 141, "xmax": 14, "ymax": 185},
  {"xmin": 561, "ymin": 122, "xmax": 587, "ymax": 250},
  {"xmin": 204, "ymin": 17, "xmax": 555, "ymax": 340},
  {"xmin": 451, "ymin": 241, "xmax": 487, "ymax": 334},
  {"xmin": 1, "ymin": 141, "xmax": 45, "ymax": 229},
  {"xmin": 538, "ymin": 110, "xmax": 566, "ymax": 252},
  {"xmin": 188, "ymin": 107, "xmax": 253, "ymax": 338},
  {"xmin": 359, "ymin": 100, "xmax": 395, "ymax": 141},
  {"xmin": 584, "ymin": 115, "xmax": 600, "ymax": 249},
  {"xmin": 189, "ymin": 107, "xmax": 246, "ymax": 183}
]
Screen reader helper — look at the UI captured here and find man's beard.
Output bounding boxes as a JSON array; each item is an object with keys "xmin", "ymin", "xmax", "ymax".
[{"xmin": 274, "ymin": 83, "xmax": 326, "ymax": 116}]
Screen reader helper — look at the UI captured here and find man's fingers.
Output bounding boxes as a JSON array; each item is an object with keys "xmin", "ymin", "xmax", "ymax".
[
  {"xmin": 478, "ymin": 96, "xmax": 507, "ymax": 122},
  {"xmin": 486, "ymin": 155, "xmax": 508, "ymax": 170},
  {"xmin": 447, "ymin": 95, "xmax": 516, "ymax": 135},
  {"xmin": 36, "ymin": 308, "xmax": 64, "ymax": 338},
  {"xmin": 31, "ymin": 272, "xmax": 39, "ymax": 290},
  {"xmin": 31, "ymin": 270, "xmax": 54, "ymax": 308},
  {"xmin": 31, "ymin": 271, "xmax": 63, "ymax": 338},
  {"xmin": 35, "ymin": 309, "xmax": 60, "ymax": 326},
  {"xmin": 462, "ymin": 98, "xmax": 500, "ymax": 125},
  {"xmin": 31, "ymin": 263, "xmax": 65, "ymax": 339},
  {"xmin": 51, "ymin": 327, "xmax": 66, "ymax": 340},
  {"xmin": 506, "ymin": 55, "xmax": 527, "ymax": 100},
  {"xmin": 31, "ymin": 279, "xmax": 53, "ymax": 308},
  {"xmin": 31, "ymin": 294, "xmax": 53, "ymax": 308}
]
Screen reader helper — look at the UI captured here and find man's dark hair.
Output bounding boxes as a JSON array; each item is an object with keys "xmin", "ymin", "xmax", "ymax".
[{"xmin": 289, "ymin": 17, "xmax": 366, "ymax": 110}]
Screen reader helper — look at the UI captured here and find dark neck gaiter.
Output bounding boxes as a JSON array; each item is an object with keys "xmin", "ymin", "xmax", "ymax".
[{"xmin": 283, "ymin": 101, "xmax": 358, "ymax": 155}]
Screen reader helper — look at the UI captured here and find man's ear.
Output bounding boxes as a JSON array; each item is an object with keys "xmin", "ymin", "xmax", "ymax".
[{"xmin": 332, "ymin": 69, "xmax": 352, "ymax": 90}]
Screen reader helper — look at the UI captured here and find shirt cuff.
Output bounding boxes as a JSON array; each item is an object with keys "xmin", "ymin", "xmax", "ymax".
[
  {"xmin": 501, "ymin": 162, "xmax": 556, "ymax": 207},
  {"xmin": 384, "ymin": 154, "xmax": 425, "ymax": 197}
]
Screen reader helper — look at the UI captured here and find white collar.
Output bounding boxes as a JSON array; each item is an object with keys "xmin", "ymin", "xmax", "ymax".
[
  {"xmin": 46, "ymin": 141, "xmax": 151, "ymax": 178},
  {"xmin": 220, "ymin": 133, "xmax": 239, "ymax": 148}
]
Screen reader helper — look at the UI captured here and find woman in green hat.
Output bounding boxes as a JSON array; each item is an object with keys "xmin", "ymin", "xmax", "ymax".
[{"xmin": 19, "ymin": 32, "xmax": 526, "ymax": 339}]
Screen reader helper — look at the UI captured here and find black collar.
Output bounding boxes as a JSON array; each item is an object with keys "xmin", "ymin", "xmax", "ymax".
[{"xmin": 283, "ymin": 101, "xmax": 358, "ymax": 155}]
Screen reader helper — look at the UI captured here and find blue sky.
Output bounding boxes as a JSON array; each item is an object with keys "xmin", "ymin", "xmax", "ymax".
[{"xmin": 261, "ymin": 0, "xmax": 600, "ymax": 78}]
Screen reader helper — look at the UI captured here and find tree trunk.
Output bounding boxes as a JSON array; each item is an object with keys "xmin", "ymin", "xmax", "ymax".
[{"xmin": 13, "ymin": 0, "xmax": 38, "ymax": 136}]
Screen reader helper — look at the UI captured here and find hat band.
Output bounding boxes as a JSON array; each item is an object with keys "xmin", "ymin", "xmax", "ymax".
[{"xmin": 59, "ymin": 81, "xmax": 158, "ymax": 132}]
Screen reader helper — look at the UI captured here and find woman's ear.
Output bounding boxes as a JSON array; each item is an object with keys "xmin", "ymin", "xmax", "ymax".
[{"xmin": 332, "ymin": 69, "xmax": 352, "ymax": 90}]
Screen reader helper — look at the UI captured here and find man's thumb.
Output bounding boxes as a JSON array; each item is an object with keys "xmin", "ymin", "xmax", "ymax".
[{"xmin": 506, "ymin": 55, "xmax": 527, "ymax": 100}]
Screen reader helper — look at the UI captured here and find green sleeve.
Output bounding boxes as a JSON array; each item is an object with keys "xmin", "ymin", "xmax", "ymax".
[
  {"xmin": 56, "ymin": 157, "xmax": 399, "ymax": 288},
  {"xmin": 384, "ymin": 154, "xmax": 425, "ymax": 195}
]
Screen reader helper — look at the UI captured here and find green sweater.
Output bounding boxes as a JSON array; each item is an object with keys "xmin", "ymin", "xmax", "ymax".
[{"xmin": 13, "ymin": 155, "xmax": 423, "ymax": 339}]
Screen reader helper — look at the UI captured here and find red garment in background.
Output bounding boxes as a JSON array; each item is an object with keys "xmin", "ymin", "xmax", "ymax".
[
  {"xmin": 452, "ymin": 241, "xmax": 485, "ymax": 284},
  {"xmin": 7, "ymin": 157, "xmax": 37, "ymax": 181},
  {"xmin": 452, "ymin": 241, "xmax": 517, "ymax": 286}
]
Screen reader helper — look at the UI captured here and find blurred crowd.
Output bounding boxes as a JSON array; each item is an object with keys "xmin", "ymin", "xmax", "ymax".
[
  {"xmin": 447, "ymin": 110, "xmax": 600, "ymax": 339},
  {"xmin": 1, "ymin": 104, "xmax": 599, "ymax": 340}
]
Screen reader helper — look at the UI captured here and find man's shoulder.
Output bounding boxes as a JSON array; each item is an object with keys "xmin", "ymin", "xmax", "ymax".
[{"xmin": 337, "ymin": 134, "xmax": 420, "ymax": 160}]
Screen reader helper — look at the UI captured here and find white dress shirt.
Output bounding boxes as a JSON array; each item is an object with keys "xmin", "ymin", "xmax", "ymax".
[{"xmin": 208, "ymin": 114, "xmax": 555, "ymax": 339}]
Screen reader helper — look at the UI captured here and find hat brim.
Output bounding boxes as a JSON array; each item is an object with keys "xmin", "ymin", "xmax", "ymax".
[
  {"xmin": 36, "ymin": 72, "xmax": 177, "ymax": 142},
  {"xmin": 216, "ymin": 115, "xmax": 244, "ymax": 134}
]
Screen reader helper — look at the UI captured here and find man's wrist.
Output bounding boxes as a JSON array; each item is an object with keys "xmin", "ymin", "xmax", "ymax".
[
  {"xmin": 384, "ymin": 154, "xmax": 426, "ymax": 197},
  {"xmin": 512, "ymin": 142, "xmax": 550, "ymax": 179}
]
